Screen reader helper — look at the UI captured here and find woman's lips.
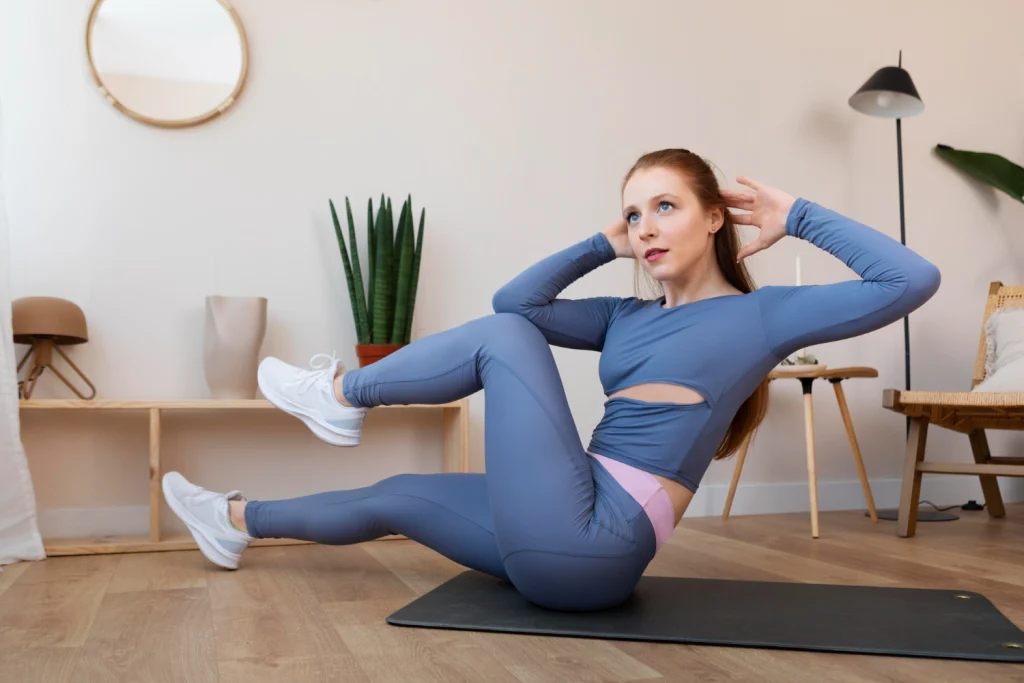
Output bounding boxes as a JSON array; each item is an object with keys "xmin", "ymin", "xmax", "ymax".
[{"xmin": 646, "ymin": 249, "xmax": 668, "ymax": 262}]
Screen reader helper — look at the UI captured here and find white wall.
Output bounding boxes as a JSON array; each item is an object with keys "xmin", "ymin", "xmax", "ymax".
[{"xmin": 2, "ymin": 0, "xmax": 1023, "ymax": 538}]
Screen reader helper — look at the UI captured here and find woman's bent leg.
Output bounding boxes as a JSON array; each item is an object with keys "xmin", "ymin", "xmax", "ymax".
[
  {"xmin": 341, "ymin": 313, "xmax": 657, "ymax": 610},
  {"xmin": 341, "ymin": 314, "xmax": 598, "ymax": 545}
]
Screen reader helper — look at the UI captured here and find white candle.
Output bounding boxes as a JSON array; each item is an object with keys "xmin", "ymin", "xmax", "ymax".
[{"xmin": 796, "ymin": 256, "xmax": 805, "ymax": 359}]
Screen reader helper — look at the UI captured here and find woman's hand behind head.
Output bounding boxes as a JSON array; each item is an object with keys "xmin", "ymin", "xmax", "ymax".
[
  {"xmin": 723, "ymin": 176, "xmax": 796, "ymax": 262},
  {"xmin": 603, "ymin": 219, "xmax": 635, "ymax": 259}
]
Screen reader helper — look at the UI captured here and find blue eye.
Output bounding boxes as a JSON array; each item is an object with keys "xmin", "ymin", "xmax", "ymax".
[
  {"xmin": 626, "ymin": 212, "xmax": 639, "ymax": 224},
  {"xmin": 659, "ymin": 201, "xmax": 673, "ymax": 212}
]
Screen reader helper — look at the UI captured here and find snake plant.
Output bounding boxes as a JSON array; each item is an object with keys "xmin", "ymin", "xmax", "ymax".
[{"xmin": 330, "ymin": 195, "xmax": 425, "ymax": 344}]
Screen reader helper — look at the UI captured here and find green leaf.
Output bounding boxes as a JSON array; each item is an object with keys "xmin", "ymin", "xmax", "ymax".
[
  {"xmin": 370, "ymin": 199, "xmax": 387, "ymax": 337},
  {"xmin": 385, "ymin": 198, "xmax": 395, "ymax": 339},
  {"xmin": 392, "ymin": 198, "xmax": 409, "ymax": 315},
  {"xmin": 936, "ymin": 144, "xmax": 1024, "ymax": 203},
  {"xmin": 372, "ymin": 197, "xmax": 395, "ymax": 344},
  {"xmin": 330, "ymin": 199, "xmax": 366, "ymax": 343},
  {"xmin": 344, "ymin": 197, "xmax": 369, "ymax": 342},
  {"xmin": 391, "ymin": 200, "xmax": 416, "ymax": 344},
  {"xmin": 366, "ymin": 197, "xmax": 376, "ymax": 335},
  {"xmin": 404, "ymin": 207, "xmax": 425, "ymax": 343}
]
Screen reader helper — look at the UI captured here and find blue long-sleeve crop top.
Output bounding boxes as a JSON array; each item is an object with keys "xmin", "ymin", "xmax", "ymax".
[{"xmin": 492, "ymin": 199, "xmax": 941, "ymax": 492}]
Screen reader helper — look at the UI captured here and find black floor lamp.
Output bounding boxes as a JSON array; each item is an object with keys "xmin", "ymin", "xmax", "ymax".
[{"xmin": 849, "ymin": 53, "xmax": 957, "ymax": 522}]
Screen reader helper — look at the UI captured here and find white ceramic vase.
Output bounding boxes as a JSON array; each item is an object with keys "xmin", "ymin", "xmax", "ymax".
[{"xmin": 203, "ymin": 295, "xmax": 268, "ymax": 399}]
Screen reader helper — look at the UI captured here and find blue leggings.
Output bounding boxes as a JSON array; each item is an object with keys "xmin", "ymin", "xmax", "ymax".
[{"xmin": 244, "ymin": 313, "xmax": 657, "ymax": 611}]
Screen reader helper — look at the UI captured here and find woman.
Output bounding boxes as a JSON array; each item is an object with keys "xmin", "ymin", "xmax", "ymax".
[{"xmin": 163, "ymin": 149, "xmax": 940, "ymax": 611}]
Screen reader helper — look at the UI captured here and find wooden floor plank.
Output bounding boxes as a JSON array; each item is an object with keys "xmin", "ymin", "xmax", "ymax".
[
  {"xmin": 668, "ymin": 527, "xmax": 900, "ymax": 586},
  {"xmin": 613, "ymin": 639, "xmax": 894, "ymax": 683},
  {"xmin": 70, "ymin": 587, "xmax": 217, "ymax": 683},
  {"xmin": 645, "ymin": 536, "xmax": 793, "ymax": 583},
  {"xmin": 466, "ymin": 630, "xmax": 663, "ymax": 683},
  {"xmin": 0, "ymin": 560, "xmax": 32, "ymax": 599},
  {"xmin": 363, "ymin": 537, "xmax": 466, "ymax": 595},
  {"xmin": 207, "ymin": 546, "xmax": 356, "ymax": 675},
  {"xmin": 14, "ymin": 554, "xmax": 120, "ymax": 585},
  {"xmin": 218, "ymin": 654, "xmax": 370, "ymax": 683},
  {"xmin": 291, "ymin": 543, "xmax": 418, "ymax": 603},
  {"xmin": 0, "ymin": 555, "xmax": 118, "ymax": 649},
  {"xmin": 333, "ymin": 622, "xmax": 525, "ymax": 683},
  {"xmin": 106, "ymin": 550, "xmax": 208, "ymax": 594},
  {"xmin": 0, "ymin": 647, "xmax": 80, "ymax": 683}
]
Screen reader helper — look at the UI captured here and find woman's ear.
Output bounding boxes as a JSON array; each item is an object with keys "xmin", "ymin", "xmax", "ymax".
[{"xmin": 709, "ymin": 206, "xmax": 724, "ymax": 233}]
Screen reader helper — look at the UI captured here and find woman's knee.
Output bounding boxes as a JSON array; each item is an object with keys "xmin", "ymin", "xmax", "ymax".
[
  {"xmin": 481, "ymin": 312, "xmax": 544, "ymax": 340},
  {"xmin": 371, "ymin": 472, "xmax": 426, "ymax": 496},
  {"xmin": 471, "ymin": 313, "xmax": 549, "ymax": 363}
]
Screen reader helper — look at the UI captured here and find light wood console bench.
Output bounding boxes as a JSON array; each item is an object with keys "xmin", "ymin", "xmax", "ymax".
[{"xmin": 19, "ymin": 398, "xmax": 470, "ymax": 556}]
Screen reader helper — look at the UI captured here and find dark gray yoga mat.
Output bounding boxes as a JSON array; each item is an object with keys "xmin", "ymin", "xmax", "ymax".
[{"xmin": 386, "ymin": 571, "xmax": 1024, "ymax": 662}]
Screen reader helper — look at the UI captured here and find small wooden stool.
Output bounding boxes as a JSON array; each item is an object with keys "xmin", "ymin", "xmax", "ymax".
[{"xmin": 722, "ymin": 366, "xmax": 880, "ymax": 538}]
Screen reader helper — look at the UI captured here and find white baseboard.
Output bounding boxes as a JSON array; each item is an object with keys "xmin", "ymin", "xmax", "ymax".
[
  {"xmin": 35, "ymin": 477, "xmax": 1023, "ymax": 538},
  {"xmin": 38, "ymin": 505, "xmax": 150, "ymax": 539},
  {"xmin": 686, "ymin": 474, "xmax": 1024, "ymax": 518}
]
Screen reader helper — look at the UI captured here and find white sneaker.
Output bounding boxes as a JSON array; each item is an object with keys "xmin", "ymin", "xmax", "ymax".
[
  {"xmin": 258, "ymin": 353, "xmax": 367, "ymax": 446},
  {"xmin": 162, "ymin": 472, "xmax": 253, "ymax": 570}
]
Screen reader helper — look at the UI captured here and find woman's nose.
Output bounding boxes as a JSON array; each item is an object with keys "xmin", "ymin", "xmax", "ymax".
[{"xmin": 639, "ymin": 216, "xmax": 656, "ymax": 237}]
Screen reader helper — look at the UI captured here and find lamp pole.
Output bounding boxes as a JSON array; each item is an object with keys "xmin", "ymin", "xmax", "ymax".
[
  {"xmin": 849, "ymin": 52, "xmax": 956, "ymax": 522},
  {"xmin": 896, "ymin": 52, "xmax": 911, "ymax": 419},
  {"xmin": 897, "ymin": 110, "xmax": 911, "ymax": 436}
]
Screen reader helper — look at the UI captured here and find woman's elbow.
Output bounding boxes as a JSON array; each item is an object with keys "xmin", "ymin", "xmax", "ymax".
[
  {"xmin": 905, "ymin": 260, "xmax": 941, "ymax": 307},
  {"xmin": 491, "ymin": 288, "xmax": 523, "ymax": 314}
]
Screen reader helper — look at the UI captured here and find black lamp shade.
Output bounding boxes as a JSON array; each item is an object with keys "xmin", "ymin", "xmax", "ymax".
[{"xmin": 849, "ymin": 66, "xmax": 924, "ymax": 118}]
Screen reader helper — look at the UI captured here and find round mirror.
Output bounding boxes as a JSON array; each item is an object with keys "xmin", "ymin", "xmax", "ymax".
[{"xmin": 85, "ymin": 0, "xmax": 248, "ymax": 128}]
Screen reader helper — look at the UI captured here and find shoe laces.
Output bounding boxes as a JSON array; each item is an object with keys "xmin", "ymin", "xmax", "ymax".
[
  {"xmin": 284, "ymin": 352, "xmax": 343, "ymax": 394},
  {"xmin": 187, "ymin": 482, "xmax": 243, "ymax": 504}
]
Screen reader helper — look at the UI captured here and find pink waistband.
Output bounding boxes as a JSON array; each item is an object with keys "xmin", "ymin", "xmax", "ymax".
[{"xmin": 587, "ymin": 451, "xmax": 675, "ymax": 550}]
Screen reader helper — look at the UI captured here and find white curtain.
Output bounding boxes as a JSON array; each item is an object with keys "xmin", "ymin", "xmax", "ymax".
[{"xmin": 0, "ymin": 101, "xmax": 45, "ymax": 564}]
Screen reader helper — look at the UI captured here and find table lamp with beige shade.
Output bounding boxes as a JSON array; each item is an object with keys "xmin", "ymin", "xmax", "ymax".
[{"xmin": 13, "ymin": 297, "xmax": 96, "ymax": 400}]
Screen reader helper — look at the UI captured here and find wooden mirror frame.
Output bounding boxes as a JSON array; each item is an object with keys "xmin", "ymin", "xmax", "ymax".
[{"xmin": 84, "ymin": 0, "xmax": 249, "ymax": 129}]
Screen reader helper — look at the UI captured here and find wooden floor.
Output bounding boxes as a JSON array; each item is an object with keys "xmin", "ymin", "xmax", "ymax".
[{"xmin": 2, "ymin": 506, "xmax": 1023, "ymax": 683}]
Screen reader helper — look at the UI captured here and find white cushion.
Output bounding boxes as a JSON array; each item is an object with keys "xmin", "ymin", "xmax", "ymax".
[{"xmin": 973, "ymin": 307, "xmax": 1024, "ymax": 392}]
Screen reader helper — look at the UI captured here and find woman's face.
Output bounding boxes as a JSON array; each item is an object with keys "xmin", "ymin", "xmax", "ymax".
[{"xmin": 621, "ymin": 166, "xmax": 722, "ymax": 282}]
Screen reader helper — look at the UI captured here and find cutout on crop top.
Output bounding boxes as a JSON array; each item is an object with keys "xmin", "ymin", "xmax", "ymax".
[{"xmin": 607, "ymin": 382, "xmax": 706, "ymax": 405}]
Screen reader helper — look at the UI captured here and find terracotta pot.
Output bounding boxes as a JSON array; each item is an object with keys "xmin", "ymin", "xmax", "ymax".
[{"xmin": 356, "ymin": 343, "xmax": 405, "ymax": 367}]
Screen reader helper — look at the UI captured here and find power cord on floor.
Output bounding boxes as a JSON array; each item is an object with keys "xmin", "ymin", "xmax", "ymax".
[
  {"xmin": 918, "ymin": 500, "xmax": 961, "ymax": 512},
  {"xmin": 918, "ymin": 499, "xmax": 986, "ymax": 512}
]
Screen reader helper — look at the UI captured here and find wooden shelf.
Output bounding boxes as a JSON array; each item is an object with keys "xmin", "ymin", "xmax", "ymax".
[
  {"xmin": 22, "ymin": 398, "xmax": 470, "ymax": 557},
  {"xmin": 44, "ymin": 534, "xmax": 312, "ymax": 556},
  {"xmin": 20, "ymin": 398, "xmax": 466, "ymax": 410},
  {"xmin": 43, "ymin": 533, "xmax": 405, "ymax": 557}
]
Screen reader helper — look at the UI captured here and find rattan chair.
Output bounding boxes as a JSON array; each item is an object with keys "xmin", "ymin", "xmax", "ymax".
[{"xmin": 883, "ymin": 281, "xmax": 1024, "ymax": 537}]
